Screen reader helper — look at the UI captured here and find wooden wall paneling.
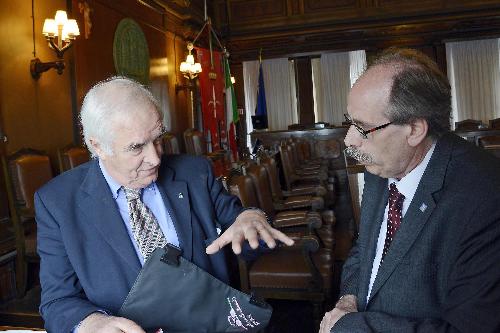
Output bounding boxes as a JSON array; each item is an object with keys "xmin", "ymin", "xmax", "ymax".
[
  {"xmin": 216, "ymin": 0, "xmax": 500, "ymax": 63},
  {"xmin": 228, "ymin": 0, "xmax": 287, "ymax": 22},
  {"xmin": 294, "ymin": 57, "xmax": 315, "ymax": 126},
  {"xmin": 72, "ymin": 0, "xmax": 193, "ymax": 148},
  {"xmin": 0, "ymin": 0, "xmax": 73, "ymax": 169},
  {"xmin": 303, "ymin": 0, "xmax": 357, "ymax": 14}
]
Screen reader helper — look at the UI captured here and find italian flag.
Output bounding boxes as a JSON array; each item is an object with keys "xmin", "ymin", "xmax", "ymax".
[{"xmin": 224, "ymin": 57, "xmax": 239, "ymax": 161}]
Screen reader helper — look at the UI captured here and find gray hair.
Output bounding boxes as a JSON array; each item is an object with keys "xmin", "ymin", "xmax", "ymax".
[
  {"xmin": 80, "ymin": 76, "xmax": 162, "ymax": 157},
  {"xmin": 368, "ymin": 48, "xmax": 451, "ymax": 138}
]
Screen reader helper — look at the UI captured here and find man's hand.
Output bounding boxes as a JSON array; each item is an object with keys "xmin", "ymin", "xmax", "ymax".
[
  {"xmin": 319, "ymin": 295, "xmax": 357, "ymax": 333},
  {"xmin": 205, "ymin": 209, "xmax": 294, "ymax": 254},
  {"xmin": 79, "ymin": 312, "xmax": 145, "ymax": 333}
]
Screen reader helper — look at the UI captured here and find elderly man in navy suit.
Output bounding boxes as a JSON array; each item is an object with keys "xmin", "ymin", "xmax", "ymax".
[
  {"xmin": 36, "ymin": 77, "xmax": 293, "ymax": 333},
  {"xmin": 320, "ymin": 48, "xmax": 500, "ymax": 332}
]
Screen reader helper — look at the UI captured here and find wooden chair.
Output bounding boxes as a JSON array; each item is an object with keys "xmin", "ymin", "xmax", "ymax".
[
  {"xmin": 162, "ymin": 132, "xmax": 180, "ymax": 154},
  {"xmin": 246, "ymin": 164, "xmax": 335, "ymax": 250},
  {"xmin": 260, "ymin": 156, "xmax": 325, "ymax": 211},
  {"xmin": 455, "ymin": 119, "xmax": 484, "ymax": 131},
  {"xmin": 229, "ymin": 174, "xmax": 333, "ymax": 329},
  {"xmin": 57, "ymin": 144, "xmax": 90, "ymax": 173},
  {"xmin": 2, "ymin": 149, "xmax": 53, "ymax": 297},
  {"xmin": 489, "ymin": 118, "xmax": 500, "ymax": 129}
]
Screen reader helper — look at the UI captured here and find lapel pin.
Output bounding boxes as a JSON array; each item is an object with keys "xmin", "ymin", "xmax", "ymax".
[
  {"xmin": 419, "ymin": 203, "xmax": 427, "ymax": 212},
  {"xmin": 178, "ymin": 193, "xmax": 184, "ymax": 199}
]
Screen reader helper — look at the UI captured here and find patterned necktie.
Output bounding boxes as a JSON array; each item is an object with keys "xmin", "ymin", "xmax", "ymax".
[
  {"xmin": 381, "ymin": 183, "xmax": 405, "ymax": 261},
  {"xmin": 123, "ymin": 187, "xmax": 167, "ymax": 261}
]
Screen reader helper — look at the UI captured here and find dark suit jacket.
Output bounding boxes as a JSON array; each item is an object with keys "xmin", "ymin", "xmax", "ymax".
[
  {"xmin": 335, "ymin": 133, "xmax": 500, "ymax": 332},
  {"xmin": 36, "ymin": 155, "xmax": 245, "ymax": 333}
]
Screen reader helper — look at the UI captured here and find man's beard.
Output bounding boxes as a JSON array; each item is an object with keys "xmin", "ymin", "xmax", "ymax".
[{"xmin": 344, "ymin": 146, "xmax": 373, "ymax": 164}]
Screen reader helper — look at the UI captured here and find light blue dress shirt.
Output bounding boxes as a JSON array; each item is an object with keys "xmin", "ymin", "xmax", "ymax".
[{"xmin": 98, "ymin": 160, "xmax": 180, "ymax": 265}]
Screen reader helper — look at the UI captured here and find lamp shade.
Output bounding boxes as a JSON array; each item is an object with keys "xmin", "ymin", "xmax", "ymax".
[
  {"xmin": 54, "ymin": 10, "xmax": 68, "ymax": 26},
  {"xmin": 42, "ymin": 19, "xmax": 57, "ymax": 36},
  {"xmin": 63, "ymin": 19, "xmax": 80, "ymax": 39}
]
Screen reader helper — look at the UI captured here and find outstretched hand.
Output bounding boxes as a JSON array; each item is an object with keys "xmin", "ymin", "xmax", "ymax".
[{"xmin": 205, "ymin": 209, "xmax": 294, "ymax": 255}]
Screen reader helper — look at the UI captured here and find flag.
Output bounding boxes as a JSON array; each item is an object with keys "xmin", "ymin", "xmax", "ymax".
[
  {"xmin": 224, "ymin": 57, "xmax": 238, "ymax": 161},
  {"xmin": 255, "ymin": 62, "xmax": 268, "ymax": 128},
  {"xmin": 196, "ymin": 47, "xmax": 225, "ymax": 151}
]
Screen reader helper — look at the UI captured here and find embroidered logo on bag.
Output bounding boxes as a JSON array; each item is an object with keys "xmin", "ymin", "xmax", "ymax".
[{"xmin": 227, "ymin": 296, "xmax": 260, "ymax": 330}]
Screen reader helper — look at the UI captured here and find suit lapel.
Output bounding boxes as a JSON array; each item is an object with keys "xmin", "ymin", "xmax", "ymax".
[
  {"xmin": 358, "ymin": 174, "xmax": 388, "ymax": 310},
  {"xmin": 157, "ymin": 165, "xmax": 193, "ymax": 261},
  {"xmin": 78, "ymin": 160, "xmax": 141, "ymax": 273},
  {"xmin": 367, "ymin": 135, "xmax": 453, "ymax": 304}
]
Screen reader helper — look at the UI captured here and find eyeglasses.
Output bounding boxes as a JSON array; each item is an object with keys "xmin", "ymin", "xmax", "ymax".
[{"xmin": 344, "ymin": 114, "xmax": 393, "ymax": 139}]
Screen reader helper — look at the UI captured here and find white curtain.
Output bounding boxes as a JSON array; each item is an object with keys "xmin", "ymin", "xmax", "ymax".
[
  {"xmin": 262, "ymin": 58, "xmax": 298, "ymax": 130},
  {"xmin": 349, "ymin": 50, "xmax": 367, "ymax": 88},
  {"xmin": 243, "ymin": 60, "xmax": 260, "ymax": 148},
  {"xmin": 446, "ymin": 39, "xmax": 500, "ymax": 127},
  {"xmin": 318, "ymin": 52, "xmax": 350, "ymax": 125},
  {"xmin": 311, "ymin": 58, "xmax": 322, "ymax": 122}
]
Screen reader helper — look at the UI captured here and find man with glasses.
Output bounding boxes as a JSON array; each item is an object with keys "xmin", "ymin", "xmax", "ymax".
[{"xmin": 320, "ymin": 48, "xmax": 500, "ymax": 332}]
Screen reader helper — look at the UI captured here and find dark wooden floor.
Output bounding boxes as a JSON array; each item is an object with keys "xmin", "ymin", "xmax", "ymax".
[{"xmin": 0, "ymin": 165, "xmax": 355, "ymax": 332}]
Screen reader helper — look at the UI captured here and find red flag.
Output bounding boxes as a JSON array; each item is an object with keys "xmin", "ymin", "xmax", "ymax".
[{"xmin": 196, "ymin": 47, "xmax": 225, "ymax": 151}]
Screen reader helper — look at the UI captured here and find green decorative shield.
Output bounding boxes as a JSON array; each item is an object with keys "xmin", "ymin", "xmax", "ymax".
[{"xmin": 113, "ymin": 18, "xmax": 150, "ymax": 85}]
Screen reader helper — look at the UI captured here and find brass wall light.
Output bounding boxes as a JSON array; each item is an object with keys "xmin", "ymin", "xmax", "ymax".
[{"xmin": 30, "ymin": 10, "xmax": 80, "ymax": 79}]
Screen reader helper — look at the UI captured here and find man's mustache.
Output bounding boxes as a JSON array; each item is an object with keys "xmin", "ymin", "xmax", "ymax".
[{"xmin": 344, "ymin": 146, "xmax": 373, "ymax": 164}]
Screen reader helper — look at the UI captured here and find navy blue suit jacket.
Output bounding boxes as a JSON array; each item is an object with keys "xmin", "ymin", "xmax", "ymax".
[
  {"xmin": 36, "ymin": 155, "xmax": 245, "ymax": 333},
  {"xmin": 335, "ymin": 134, "xmax": 500, "ymax": 332}
]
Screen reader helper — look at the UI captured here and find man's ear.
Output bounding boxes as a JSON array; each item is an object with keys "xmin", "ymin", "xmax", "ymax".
[
  {"xmin": 88, "ymin": 138, "xmax": 107, "ymax": 160},
  {"xmin": 407, "ymin": 118, "xmax": 428, "ymax": 147}
]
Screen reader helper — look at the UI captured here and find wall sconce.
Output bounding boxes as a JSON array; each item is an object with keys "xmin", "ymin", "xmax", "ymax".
[
  {"xmin": 30, "ymin": 10, "xmax": 80, "ymax": 79},
  {"xmin": 179, "ymin": 42, "xmax": 202, "ymax": 80}
]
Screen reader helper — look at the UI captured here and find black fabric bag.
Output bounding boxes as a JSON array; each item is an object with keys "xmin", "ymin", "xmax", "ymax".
[{"xmin": 118, "ymin": 244, "xmax": 272, "ymax": 333}]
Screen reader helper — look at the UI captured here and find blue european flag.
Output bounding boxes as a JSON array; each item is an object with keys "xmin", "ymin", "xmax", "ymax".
[{"xmin": 255, "ymin": 63, "xmax": 268, "ymax": 128}]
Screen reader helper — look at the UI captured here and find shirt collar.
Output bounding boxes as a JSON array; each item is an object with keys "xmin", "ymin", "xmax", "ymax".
[
  {"xmin": 389, "ymin": 141, "xmax": 436, "ymax": 202},
  {"xmin": 98, "ymin": 159, "xmax": 156, "ymax": 199}
]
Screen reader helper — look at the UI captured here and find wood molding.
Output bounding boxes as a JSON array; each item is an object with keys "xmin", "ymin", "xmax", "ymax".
[{"xmin": 214, "ymin": 0, "xmax": 500, "ymax": 62}]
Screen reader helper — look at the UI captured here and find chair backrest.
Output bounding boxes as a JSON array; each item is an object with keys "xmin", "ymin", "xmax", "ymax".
[
  {"xmin": 455, "ymin": 119, "xmax": 484, "ymax": 131},
  {"xmin": 183, "ymin": 129, "xmax": 206, "ymax": 155},
  {"xmin": 228, "ymin": 174, "xmax": 260, "ymax": 208},
  {"xmin": 313, "ymin": 137, "xmax": 341, "ymax": 159},
  {"xmin": 260, "ymin": 156, "xmax": 284, "ymax": 200},
  {"xmin": 7, "ymin": 149, "xmax": 53, "ymax": 211},
  {"xmin": 246, "ymin": 164, "xmax": 276, "ymax": 218},
  {"xmin": 278, "ymin": 144, "xmax": 295, "ymax": 190},
  {"xmin": 162, "ymin": 132, "xmax": 180, "ymax": 154},
  {"xmin": 58, "ymin": 145, "xmax": 90, "ymax": 173},
  {"xmin": 489, "ymin": 118, "xmax": 500, "ymax": 129}
]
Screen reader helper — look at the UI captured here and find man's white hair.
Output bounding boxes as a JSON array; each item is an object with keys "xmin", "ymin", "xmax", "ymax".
[{"xmin": 80, "ymin": 76, "xmax": 162, "ymax": 158}]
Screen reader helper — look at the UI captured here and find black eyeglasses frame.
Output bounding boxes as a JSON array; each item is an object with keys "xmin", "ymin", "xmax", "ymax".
[{"xmin": 344, "ymin": 114, "xmax": 393, "ymax": 139}]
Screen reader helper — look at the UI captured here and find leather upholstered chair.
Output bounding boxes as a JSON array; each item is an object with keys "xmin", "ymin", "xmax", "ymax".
[
  {"xmin": 57, "ymin": 144, "xmax": 90, "ymax": 173},
  {"xmin": 246, "ymin": 164, "xmax": 335, "ymax": 250},
  {"xmin": 228, "ymin": 174, "xmax": 334, "ymax": 329},
  {"xmin": 279, "ymin": 143, "xmax": 328, "ymax": 192},
  {"xmin": 162, "ymin": 132, "xmax": 180, "ymax": 154},
  {"xmin": 2, "ymin": 148, "xmax": 53, "ymax": 296},
  {"xmin": 260, "ymin": 156, "xmax": 324, "ymax": 211},
  {"xmin": 183, "ymin": 128, "xmax": 225, "ymax": 158}
]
